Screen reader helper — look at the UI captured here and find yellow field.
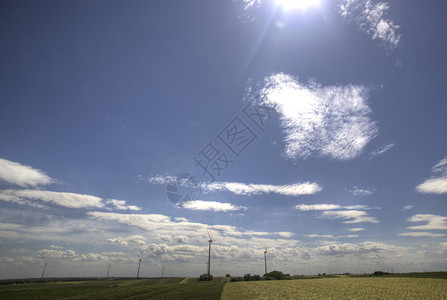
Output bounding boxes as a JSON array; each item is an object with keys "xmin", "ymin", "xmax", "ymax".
[{"xmin": 221, "ymin": 277, "xmax": 447, "ymax": 299}]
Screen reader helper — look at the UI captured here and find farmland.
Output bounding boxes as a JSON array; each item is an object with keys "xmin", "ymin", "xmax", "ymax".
[
  {"xmin": 0, "ymin": 273, "xmax": 446, "ymax": 299},
  {"xmin": 222, "ymin": 276, "xmax": 447, "ymax": 300}
]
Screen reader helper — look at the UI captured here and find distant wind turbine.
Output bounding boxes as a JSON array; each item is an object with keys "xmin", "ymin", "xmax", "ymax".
[
  {"xmin": 207, "ymin": 230, "xmax": 213, "ymax": 276},
  {"xmin": 264, "ymin": 249, "xmax": 268, "ymax": 275},
  {"xmin": 41, "ymin": 260, "xmax": 48, "ymax": 279},
  {"xmin": 136, "ymin": 249, "xmax": 143, "ymax": 279}
]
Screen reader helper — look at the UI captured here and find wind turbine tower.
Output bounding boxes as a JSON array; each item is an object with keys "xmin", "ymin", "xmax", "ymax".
[
  {"xmin": 207, "ymin": 231, "xmax": 213, "ymax": 275},
  {"xmin": 136, "ymin": 249, "xmax": 144, "ymax": 279},
  {"xmin": 264, "ymin": 250, "xmax": 268, "ymax": 275},
  {"xmin": 41, "ymin": 261, "xmax": 48, "ymax": 279}
]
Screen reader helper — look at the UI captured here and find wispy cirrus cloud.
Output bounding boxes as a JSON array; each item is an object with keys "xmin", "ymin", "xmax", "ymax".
[
  {"xmin": 399, "ymin": 232, "xmax": 445, "ymax": 238},
  {"xmin": 306, "ymin": 234, "xmax": 359, "ymax": 239},
  {"xmin": 321, "ymin": 210, "xmax": 379, "ymax": 224},
  {"xmin": 295, "ymin": 204, "xmax": 341, "ymax": 211},
  {"xmin": 368, "ymin": 143, "xmax": 395, "ymax": 159},
  {"xmin": 143, "ymin": 175, "xmax": 322, "ymax": 197},
  {"xmin": 0, "ymin": 189, "xmax": 104, "ymax": 209},
  {"xmin": 295, "ymin": 204, "xmax": 374, "ymax": 211},
  {"xmin": 0, "ymin": 158, "xmax": 54, "ymax": 187},
  {"xmin": 181, "ymin": 200, "xmax": 246, "ymax": 212},
  {"xmin": 338, "ymin": 0, "xmax": 401, "ymax": 49},
  {"xmin": 416, "ymin": 157, "xmax": 447, "ymax": 194},
  {"xmin": 258, "ymin": 73, "xmax": 377, "ymax": 160}
]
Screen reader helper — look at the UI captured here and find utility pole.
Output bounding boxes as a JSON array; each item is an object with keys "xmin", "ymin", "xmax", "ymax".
[
  {"xmin": 162, "ymin": 265, "xmax": 165, "ymax": 278},
  {"xmin": 106, "ymin": 264, "xmax": 111, "ymax": 279}
]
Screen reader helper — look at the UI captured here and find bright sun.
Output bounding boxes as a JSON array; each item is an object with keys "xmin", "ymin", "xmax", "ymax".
[{"xmin": 275, "ymin": 0, "xmax": 321, "ymax": 11}]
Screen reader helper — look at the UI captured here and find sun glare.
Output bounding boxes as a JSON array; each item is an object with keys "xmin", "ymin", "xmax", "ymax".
[{"xmin": 275, "ymin": 0, "xmax": 321, "ymax": 11}]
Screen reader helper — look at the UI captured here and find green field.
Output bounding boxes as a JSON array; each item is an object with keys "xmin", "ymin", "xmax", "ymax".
[
  {"xmin": 1, "ymin": 274, "xmax": 446, "ymax": 299},
  {"xmin": 0, "ymin": 277, "xmax": 228, "ymax": 300}
]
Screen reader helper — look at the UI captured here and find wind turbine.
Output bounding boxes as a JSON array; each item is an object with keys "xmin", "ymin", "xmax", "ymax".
[
  {"xmin": 136, "ymin": 249, "xmax": 143, "ymax": 279},
  {"xmin": 106, "ymin": 263, "xmax": 111, "ymax": 279},
  {"xmin": 264, "ymin": 249, "xmax": 268, "ymax": 275},
  {"xmin": 207, "ymin": 230, "xmax": 213, "ymax": 276},
  {"xmin": 41, "ymin": 260, "xmax": 48, "ymax": 279}
]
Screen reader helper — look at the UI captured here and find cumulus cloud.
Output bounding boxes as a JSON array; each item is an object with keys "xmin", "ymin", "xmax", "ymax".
[
  {"xmin": 316, "ymin": 241, "xmax": 402, "ymax": 256},
  {"xmin": 416, "ymin": 157, "xmax": 447, "ymax": 194},
  {"xmin": 108, "ymin": 235, "xmax": 147, "ymax": 247},
  {"xmin": 406, "ymin": 214, "xmax": 447, "ymax": 231},
  {"xmin": 0, "ymin": 189, "xmax": 104, "ymax": 209},
  {"xmin": 0, "ymin": 158, "xmax": 54, "ymax": 187},
  {"xmin": 143, "ymin": 175, "xmax": 322, "ymax": 197},
  {"xmin": 105, "ymin": 199, "xmax": 141, "ymax": 211},
  {"xmin": 37, "ymin": 249, "xmax": 76, "ymax": 259},
  {"xmin": 88, "ymin": 211, "xmax": 293, "ymax": 239},
  {"xmin": 181, "ymin": 200, "xmax": 246, "ymax": 212},
  {"xmin": 175, "ymin": 235, "xmax": 189, "ymax": 244},
  {"xmin": 338, "ymin": 0, "xmax": 401, "ymax": 49},
  {"xmin": 321, "ymin": 210, "xmax": 379, "ymax": 224},
  {"xmin": 258, "ymin": 73, "xmax": 377, "ymax": 160}
]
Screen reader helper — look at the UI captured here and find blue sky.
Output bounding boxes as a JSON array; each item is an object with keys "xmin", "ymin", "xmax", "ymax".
[{"xmin": 1, "ymin": 0, "xmax": 447, "ymax": 278}]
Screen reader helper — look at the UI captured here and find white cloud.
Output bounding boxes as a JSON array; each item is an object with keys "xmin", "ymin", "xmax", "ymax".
[
  {"xmin": 368, "ymin": 143, "xmax": 395, "ymax": 159},
  {"xmin": 143, "ymin": 175, "xmax": 322, "ymax": 197},
  {"xmin": 398, "ymin": 232, "xmax": 446, "ymax": 238},
  {"xmin": 416, "ymin": 157, "xmax": 447, "ymax": 194},
  {"xmin": 295, "ymin": 204, "xmax": 374, "ymax": 211},
  {"xmin": 348, "ymin": 228, "xmax": 365, "ymax": 232},
  {"xmin": 108, "ymin": 235, "xmax": 147, "ymax": 247},
  {"xmin": 295, "ymin": 204, "xmax": 341, "ymax": 211},
  {"xmin": 105, "ymin": 199, "xmax": 141, "ymax": 211},
  {"xmin": 416, "ymin": 177, "xmax": 447, "ymax": 195},
  {"xmin": 0, "ymin": 158, "xmax": 54, "ymax": 187},
  {"xmin": 175, "ymin": 235, "xmax": 189, "ymax": 244},
  {"xmin": 432, "ymin": 157, "xmax": 447, "ymax": 176},
  {"xmin": 349, "ymin": 186, "xmax": 373, "ymax": 196},
  {"xmin": 338, "ymin": 0, "xmax": 401, "ymax": 49},
  {"xmin": 316, "ymin": 241, "xmax": 403, "ymax": 256},
  {"xmin": 0, "ymin": 189, "xmax": 104, "ymax": 209},
  {"xmin": 402, "ymin": 205, "xmax": 413, "ymax": 211},
  {"xmin": 406, "ymin": 214, "xmax": 447, "ymax": 231},
  {"xmin": 88, "ymin": 211, "xmax": 293, "ymax": 239},
  {"xmin": 306, "ymin": 234, "xmax": 359, "ymax": 239},
  {"xmin": 37, "ymin": 249, "xmax": 77, "ymax": 259},
  {"xmin": 321, "ymin": 210, "xmax": 379, "ymax": 224},
  {"xmin": 181, "ymin": 200, "xmax": 246, "ymax": 212},
  {"xmin": 203, "ymin": 181, "xmax": 322, "ymax": 196},
  {"xmin": 258, "ymin": 73, "xmax": 377, "ymax": 160}
]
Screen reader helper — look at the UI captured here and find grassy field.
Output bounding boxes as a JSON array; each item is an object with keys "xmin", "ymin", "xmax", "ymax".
[
  {"xmin": 1, "ymin": 273, "xmax": 446, "ymax": 299},
  {"xmin": 221, "ymin": 277, "xmax": 447, "ymax": 299},
  {"xmin": 0, "ymin": 277, "xmax": 228, "ymax": 300}
]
